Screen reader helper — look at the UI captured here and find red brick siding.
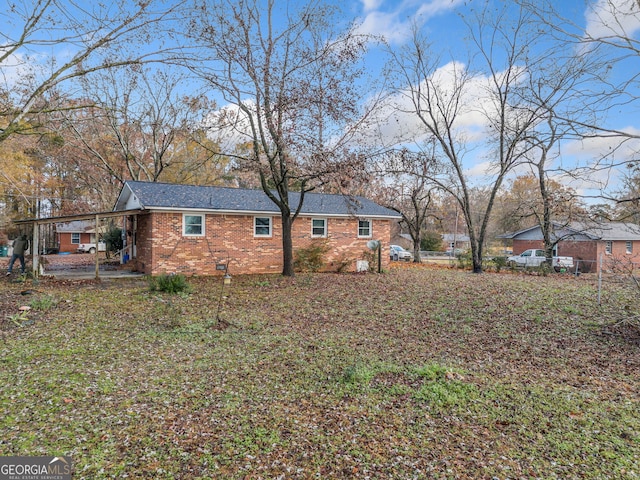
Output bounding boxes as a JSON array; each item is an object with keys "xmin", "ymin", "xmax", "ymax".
[
  {"xmin": 512, "ymin": 238, "xmax": 640, "ymax": 273},
  {"xmin": 134, "ymin": 212, "xmax": 391, "ymax": 276},
  {"xmin": 57, "ymin": 232, "xmax": 93, "ymax": 253}
]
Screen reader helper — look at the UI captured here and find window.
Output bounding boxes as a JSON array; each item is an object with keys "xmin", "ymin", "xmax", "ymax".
[
  {"xmin": 312, "ymin": 218, "xmax": 327, "ymax": 237},
  {"xmin": 254, "ymin": 217, "xmax": 272, "ymax": 237},
  {"xmin": 71, "ymin": 233, "xmax": 80, "ymax": 244},
  {"xmin": 358, "ymin": 219, "xmax": 371, "ymax": 238},
  {"xmin": 626, "ymin": 241, "xmax": 633, "ymax": 254},
  {"xmin": 605, "ymin": 241, "xmax": 612, "ymax": 255},
  {"xmin": 183, "ymin": 214, "xmax": 204, "ymax": 236}
]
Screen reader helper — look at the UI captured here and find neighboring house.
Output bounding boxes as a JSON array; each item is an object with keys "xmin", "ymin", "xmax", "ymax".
[
  {"xmin": 442, "ymin": 233, "xmax": 470, "ymax": 252},
  {"xmin": 499, "ymin": 222, "xmax": 640, "ymax": 272},
  {"xmin": 113, "ymin": 181, "xmax": 401, "ymax": 276},
  {"xmin": 55, "ymin": 220, "xmax": 96, "ymax": 253}
]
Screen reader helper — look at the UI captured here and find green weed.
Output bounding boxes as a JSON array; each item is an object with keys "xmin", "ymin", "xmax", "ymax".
[
  {"xmin": 148, "ymin": 273, "xmax": 191, "ymax": 294},
  {"xmin": 29, "ymin": 294, "xmax": 55, "ymax": 311}
]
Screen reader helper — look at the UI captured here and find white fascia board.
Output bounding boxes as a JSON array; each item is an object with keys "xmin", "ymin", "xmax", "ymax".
[{"xmin": 147, "ymin": 206, "xmax": 400, "ymax": 220}]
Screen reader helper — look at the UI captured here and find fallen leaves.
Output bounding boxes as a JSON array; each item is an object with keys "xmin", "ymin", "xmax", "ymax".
[{"xmin": 0, "ymin": 268, "xmax": 638, "ymax": 478}]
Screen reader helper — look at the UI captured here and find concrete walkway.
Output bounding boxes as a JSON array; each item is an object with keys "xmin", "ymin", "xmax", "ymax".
[{"xmin": 1, "ymin": 254, "xmax": 147, "ymax": 280}]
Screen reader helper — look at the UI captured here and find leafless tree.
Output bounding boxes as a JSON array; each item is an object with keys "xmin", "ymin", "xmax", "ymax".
[
  {"xmin": 373, "ymin": 147, "xmax": 441, "ymax": 262},
  {"xmin": 186, "ymin": 0, "xmax": 377, "ymax": 276},
  {"xmin": 387, "ymin": 5, "xmax": 552, "ymax": 273},
  {"xmin": 0, "ymin": 0, "xmax": 187, "ymax": 145},
  {"xmin": 519, "ymin": 0, "xmax": 640, "ymax": 204},
  {"xmin": 60, "ymin": 66, "xmax": 216, "ymax": 186}
]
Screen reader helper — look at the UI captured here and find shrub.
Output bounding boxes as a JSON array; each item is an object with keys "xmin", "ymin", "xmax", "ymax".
[
  {"xmin": 294, "ymin": 239, "xmax": 330, "ymax": 272},
  {"xmin": 148, "ymin": 273, "xmax": 191, "ymax": 294},
  {"xmin": 456, "ymin": 252, "xmax": 473, "ymax": 270},
  {"xmin": 103, "ymin": 226, "xmax": 123, "ymax": 258},
  {"xmin": 333, "ymin": 254, "xmax": 353, "ymax": 273},
  {"xmin": 491, "ymin": 256, "xmax": 508, "ymax": 272},
  {"xmin": 420, "ymin": 231, "xmax": 443, "ymax": 252},
  {"xmin": 29, "ymin": 295, "xmax": 55, "ymax": 311},
  {"xmin": 361, "ymin": 248, "xmax": 379, "ymax": 272}
]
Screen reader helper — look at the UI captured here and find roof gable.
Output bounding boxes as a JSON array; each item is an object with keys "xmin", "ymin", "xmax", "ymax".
[
  {"xmin": 55, "ymin": 220, "xmax": 94, "ymax": 233},
  {"xmin": 114, "ymin": 181, "xmax": 400, "ymax": 219}
]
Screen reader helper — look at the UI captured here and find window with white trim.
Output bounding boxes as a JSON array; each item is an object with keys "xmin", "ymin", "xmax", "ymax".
[
  {"xmin": 626, "ymin": 241, "xmax": 633, "ymax": 254},
  {"xmin": 254, "ymin": 217, "xmax": 272, "ymax": 237},
  {"xmin": 71, "ymin": 233, "xmax": 80, "ymax": 244},
  {"xmin": 358, "ymin": 219, "xmax": 372, "ymax": 238},
  {"xmin": 605, "ymin": 241, "xmax": 612, "ymax": 255},
  {"xmin": 312, "ymin": 218, "xmax": 327, "ymax": 237},
  {"xmin": 183, "ymin": 214, "xmax": 204, "ymax": 236}
]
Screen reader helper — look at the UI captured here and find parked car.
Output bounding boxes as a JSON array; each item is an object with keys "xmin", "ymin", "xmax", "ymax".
[
  {"xmin": 76, "ymin": 241, "xmax": 106, "ymax": 254},
  {"xmin": 507, "ymin": 249, "xmax": 574, "ymax": 271},
  {"xmin": 390, "ymin": 245, "xmax": 412, "ymax": 261}
]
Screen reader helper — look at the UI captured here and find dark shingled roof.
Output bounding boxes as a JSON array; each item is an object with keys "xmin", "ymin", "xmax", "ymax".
[{"xmin": 119, "ymin": 181, "xmax": 400, "ymax": 218}]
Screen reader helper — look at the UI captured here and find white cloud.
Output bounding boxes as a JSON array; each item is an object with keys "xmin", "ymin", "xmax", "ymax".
[
  {"xmin": 0, "ymin": 45, "xmax": 33, "ymax": 89},
  {"xmin": 563, "ymin": 127, "xmax": 640, "ymax": 163},
  {"xmin": 584, "ymin": 0, "xmax": 640, "ymax": 40},
  {"xmin": 359, "ymin": 61, "xmax": 497, "ymax": 149},
  {"xmin": 204, "ymin": 101, "xmax": 257, "ymax": 152},
  {"xmin": 355, "ymin": 0, "xmax": 465, "ymax": 45},
  {"xmin": 416, "ymin": 0, "xmax": 466, "ymax": 19},
  {"xmin": 361, "ymin": 0, "xmax": 384, "ymax": 13},
  {"xmin": 356, "ymin": 10, "xmax": 413, "ymax": 44}
]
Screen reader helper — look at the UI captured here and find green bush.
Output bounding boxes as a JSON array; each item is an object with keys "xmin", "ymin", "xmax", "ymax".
[
  {"xmin": 103, "ymin": 226, "xmax": 123, "ymax": 258},
  {"xmin": 491, "ymin": 256, "xmax": 508, "ymax": 272},
  {"xmin": 420, "ymin": 231, "xmax": 443, "ymax": 252},
  {"xmin": 29, "ymin": 295, "xmax": 55, "ymax": 311},
  {"xmin": 456, "ymin": 252, "xmax": 473, "ymax": 270},
  {"xmin": 294, "ymin": 239, "xmax": 331, "ymax": 272},
  {"xmin": 148, "ymin": 273, "xmax": 191, "ymax": 294}
]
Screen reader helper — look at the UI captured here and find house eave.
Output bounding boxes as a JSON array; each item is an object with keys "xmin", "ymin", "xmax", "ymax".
[{"xmin": 144, "ymin": 206, "xmax": 401, "ymax": 220}]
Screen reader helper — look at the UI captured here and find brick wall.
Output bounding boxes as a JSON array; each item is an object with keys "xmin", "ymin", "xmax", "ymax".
[
  {"xmin": 57, "ymin": 232, "xmax": 93, "ymax": 253},
  {"xmin": 133, "ymin": 212, "xmax": 391, "ymax": 276},
  {"xmin": 512, "ymin": 238, "xmax": 640, "ymax": 273}
]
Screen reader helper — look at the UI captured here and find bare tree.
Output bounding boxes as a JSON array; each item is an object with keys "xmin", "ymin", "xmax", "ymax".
[
  {"xmin": 0, "ymin": 0, "xmax": 186, "ymax": 145},
  {"xmin": 61, "ymin": 66, "xmax": 216, "ymax": 186},
  {"xmin": 186, "ymin": 0, "xmax": 376, "ymax": 276},
  {"xmin": 374, "ymin": 148, "xmax": 440, "ymax": 262},
  {"xmin": 519, "ymin": 0, "xmax": 640, "ymax": 199},
  {"xmin": 387, "ymin": 6, "xmax": 551, "ymax": 273}
]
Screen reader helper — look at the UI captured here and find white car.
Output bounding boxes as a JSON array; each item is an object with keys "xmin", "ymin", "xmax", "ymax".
[{"xmin": 390, "ymin": 245, "xmax": 412, "ymax": 261}]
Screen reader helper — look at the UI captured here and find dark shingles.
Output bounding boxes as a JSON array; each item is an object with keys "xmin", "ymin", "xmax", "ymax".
[{"xmin": 124, "ymin": 181, "xmax": 399, "ymax": 218}]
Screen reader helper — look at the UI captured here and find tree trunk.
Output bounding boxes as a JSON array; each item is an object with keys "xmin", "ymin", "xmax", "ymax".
[{"xmin": 281, "ymin": 214, "xmax": 295, "ymax": 277}]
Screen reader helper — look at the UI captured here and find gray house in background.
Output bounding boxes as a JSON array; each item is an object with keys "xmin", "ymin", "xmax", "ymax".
[
  {"xmin": 500, "ymin": 222, "xmax": 640, "ymax": 272},
  {"xmin": 442, "ymin": 233, "xmax": 470, "ymax": 252}
]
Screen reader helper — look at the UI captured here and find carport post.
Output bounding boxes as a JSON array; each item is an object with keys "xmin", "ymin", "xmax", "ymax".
[
  {"xmin": 94, "ymin": 214, "xmax": 100, "ymax": 279},
  {"xmin": 32, "ymin": 221, "xmax": 40, "ymax": 277}
]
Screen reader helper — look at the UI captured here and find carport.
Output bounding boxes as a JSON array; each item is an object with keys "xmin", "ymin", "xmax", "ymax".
[{"xmin": 13, "ymin": 209, "xmax": 143, "ymax": 280}]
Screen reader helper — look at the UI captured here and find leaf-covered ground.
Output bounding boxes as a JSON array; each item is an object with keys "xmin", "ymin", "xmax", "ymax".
[{"xmin": 0, "ymin": 267, "xmax": 638, "ymax": 479}]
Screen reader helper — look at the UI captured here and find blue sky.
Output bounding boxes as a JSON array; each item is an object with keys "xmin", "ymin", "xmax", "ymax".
[
  {"xmin": 345, "ymin": 0, "xmax": 640, "ymax": 199},
  {"xmin": 2, "ymin": 0, "xmax": 640, "ymax": 200}
]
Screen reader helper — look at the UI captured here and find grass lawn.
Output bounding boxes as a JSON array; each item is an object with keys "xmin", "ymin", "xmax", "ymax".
[{"xmin": 1, "ymin": 267, "xmax": 638, "ymax": 479}]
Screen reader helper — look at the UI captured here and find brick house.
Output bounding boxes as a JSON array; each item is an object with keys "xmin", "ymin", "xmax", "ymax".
[
  {"xmin": 500, "ymin": 222, "xmax": 640, "ymax": 272},
  {"xmin": 55, "ymin": 220, "xmax": 96, "ymax": 253},
  {"xmin": 113, "ymin": 181, "xmax": 400, "ymax": 276}
]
